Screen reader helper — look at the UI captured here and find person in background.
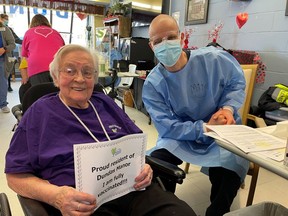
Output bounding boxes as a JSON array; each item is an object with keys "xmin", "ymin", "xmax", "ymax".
[
  {"xmin": 21, "ymin": 14, "xmax": 64, "ymax": 86},
  {"xmin": 107, "ymin": 35, "xmax": 122, "ymax": 69},
  {"xmin": 98, "ymin": 34, "xmax": 122, "ymax": 87},
  {"xmin": 0, "ymin": 17, "xmax": 15, "ymax": 113},
  {"xmin": 98, "ymin": 34, "xmax": 122, "ymax": 69},
  {"xmin": 19, "ymin": 57, "xmax": 28, "ymax": 84},
  {"xmin": 5, "ymin": 44, "xmax": 196, "ymax": 216},
  {"xmin": 142, "ymin": 14, "xmax": 249, "ymax": 216},
  {"xmin": 0, "ymin": 13, "xmax": 23, "ymax": 92}
]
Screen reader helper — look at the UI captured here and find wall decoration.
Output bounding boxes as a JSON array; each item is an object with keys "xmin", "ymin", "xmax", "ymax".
[
  {"xmin": 185, "ymin": 0, "xmax": 209, "ymax": 25},
  {"xmin": 208, "ymin": 21, "xmax": 224, "ymax": 43},
  {"xmin": 183, "ymin": 27, "xmax": 198, "ymax": 49},
  {"xmin": 236, "ymin": 12, "xmax": 248, "ymax": 29}
]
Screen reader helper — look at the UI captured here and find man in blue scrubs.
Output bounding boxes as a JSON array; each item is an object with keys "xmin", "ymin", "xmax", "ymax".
[{"xmin": 142, "ymin": 14, "xmax": 249, "ymax": 216}]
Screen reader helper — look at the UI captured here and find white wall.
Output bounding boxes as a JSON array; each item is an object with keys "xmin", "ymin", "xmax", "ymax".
[
  {"xmin": 133, "ymin": 0, "xmax": 288, "ymax": 106},
  {"xmin": 173, "ymin": 0, "xmax": 288, "ymax": 106}
]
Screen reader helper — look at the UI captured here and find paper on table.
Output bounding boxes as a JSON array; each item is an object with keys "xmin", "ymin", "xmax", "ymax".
[
  {"xmin": 205, "ymin": 125, "xmax": 286, "ymax": 153},
  {"xmin": 74, "ymin": 133, "xmax": 147, "ymax": 210},
  {"xmin": 253, "ymin": 148, "xmax": 285, "ymax": 162},
  {"xmin": 270, "ymin": 120, "xmax": 288, "ymax": 139}
]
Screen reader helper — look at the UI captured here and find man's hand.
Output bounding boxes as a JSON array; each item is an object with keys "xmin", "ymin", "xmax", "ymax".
[{"xmin": 206, "ymin": 108, "xmax": 236, "ymax": 131}]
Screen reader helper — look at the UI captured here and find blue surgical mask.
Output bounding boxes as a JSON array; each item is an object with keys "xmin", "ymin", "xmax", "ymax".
[
  {"xmin": 153, "ymin": 39, "xmax": 182, "ymax": 67},
  {"xmin": 3, "ymin": 20, "xmax": 8, "ymax": 26}
]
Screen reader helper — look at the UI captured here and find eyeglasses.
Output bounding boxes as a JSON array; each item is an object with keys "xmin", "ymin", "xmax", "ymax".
[
  {"xmin": 149, "ymin": 31, "xmax": 180, "ymax": 46},
  {"xmin": 60, "ymin": 64, "xmax": 96, "ymax": 79}
]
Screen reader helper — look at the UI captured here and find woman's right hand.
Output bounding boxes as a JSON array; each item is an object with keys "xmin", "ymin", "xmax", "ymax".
[{"xmin": 53, "ymin": 186, "xmax": 97, "ymax": 216}]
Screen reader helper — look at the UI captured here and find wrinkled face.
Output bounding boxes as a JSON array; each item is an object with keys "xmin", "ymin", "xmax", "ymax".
[{"xmin": 55, "ymin": 50, "xmax": 96, "ymax": 108}]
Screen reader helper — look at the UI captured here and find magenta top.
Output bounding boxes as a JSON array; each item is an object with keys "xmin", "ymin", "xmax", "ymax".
[{"xmin": 22, "ymin": 25, "xmax": 65, "ymax": 77}]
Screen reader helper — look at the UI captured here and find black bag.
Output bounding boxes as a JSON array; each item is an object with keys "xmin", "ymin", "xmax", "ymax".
[{"xmin": 258, "ymin": 84, "xmax": 288, "ymax": 111}]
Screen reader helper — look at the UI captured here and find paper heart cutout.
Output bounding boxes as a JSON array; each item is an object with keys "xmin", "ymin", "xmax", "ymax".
[
  {"xmin": 34, "ymin": 28, "xmax": 53, "ymax": 38},
  {"xmin": 236, "ymin": 13, "xmax": 248, "ymax": 29},
  {"xmin": 76, "ymin": 13, "xmax": 87, "ymax": 20}
]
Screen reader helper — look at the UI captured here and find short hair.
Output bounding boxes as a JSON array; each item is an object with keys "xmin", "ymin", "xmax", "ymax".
[
  {"xmin": 30, "ymin": 14, "xmax": 51, "ymax": 28},
  {"xmin": 49, "ymin": 44, "xmax": 98, "ymax": 84},
  {"xmin": 0, "ymin": 14, "xmax": 8, "ymax": 19}
]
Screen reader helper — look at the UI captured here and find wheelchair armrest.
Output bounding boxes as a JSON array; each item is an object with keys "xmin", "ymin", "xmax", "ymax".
[
  {"xmin": 12, "ymin": 104, "xmax": 23, "ymax": 122},
  {"xmin": 145, "ymin": 155, "xmax": 186, "ymax": 184},
  {"xmin": 0, "ymin": 193, "xmax": 12, "ymax": 216},
  {"xmin": 17, "ymin": 195, "xmax": 49, "ymax": 216}
]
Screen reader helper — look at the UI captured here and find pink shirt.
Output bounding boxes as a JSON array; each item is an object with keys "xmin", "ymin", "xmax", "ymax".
[{"xmin": 22, "ymin": 26, "xmax": 65, "ymax": 77}]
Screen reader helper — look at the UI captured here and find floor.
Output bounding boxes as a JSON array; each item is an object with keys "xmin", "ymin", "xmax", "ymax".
[{"xmin": 1, "ymin": 80, "xmax": 287, "ymax": 216}]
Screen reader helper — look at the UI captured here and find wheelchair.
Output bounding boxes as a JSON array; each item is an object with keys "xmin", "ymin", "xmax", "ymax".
[{"xmin": 11, "ymin": 82, "xmax": 186, "ymax": 215}]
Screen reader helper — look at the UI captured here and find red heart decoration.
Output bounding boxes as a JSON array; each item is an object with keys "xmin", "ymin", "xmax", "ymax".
[
  {"xmin": 236, "ymin": 13, "xmax": 248, "ymax": 29},
  {"xmin": 76, "ymin": 13, "xmax": 87, "ymax": 20}
]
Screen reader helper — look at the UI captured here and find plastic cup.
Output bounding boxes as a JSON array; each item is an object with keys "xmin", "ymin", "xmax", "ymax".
[{"xmin": 129, "ymin": 64, "xmax": 137, "ymax": 73}]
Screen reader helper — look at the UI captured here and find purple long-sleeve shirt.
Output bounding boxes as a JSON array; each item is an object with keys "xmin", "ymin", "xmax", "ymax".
[{"xmin": 5, "ymin": 92, "xmax": 142, "ymax": 186}]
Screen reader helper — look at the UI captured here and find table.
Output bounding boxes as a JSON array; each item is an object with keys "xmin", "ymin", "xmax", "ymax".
[
  {"xmin": 215, "ymin": 126, "xmax": 288, "ymax": 180},
  {"xmin": 98, "ymin": 71, "xmax": 139, "ymax": 91}
]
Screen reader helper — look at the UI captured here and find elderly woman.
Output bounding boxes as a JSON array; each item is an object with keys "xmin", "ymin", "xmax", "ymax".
[{"xmin": 5, "ymin": 44, "xmax": 195, "ymax": 216}]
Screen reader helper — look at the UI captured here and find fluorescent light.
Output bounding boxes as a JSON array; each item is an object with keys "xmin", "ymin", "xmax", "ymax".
[
  {"xmin": 151, "ymin": 6, "xmax": 161, "ymax": 11},
  {"xmin": 132, "ymin": 2, "xmax": 151, "ymax": 9}
]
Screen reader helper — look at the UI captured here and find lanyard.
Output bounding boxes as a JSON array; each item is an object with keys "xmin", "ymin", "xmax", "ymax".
[{"xmin": 59, "ymin": 95, "xmax": 111, "ymax": 143}]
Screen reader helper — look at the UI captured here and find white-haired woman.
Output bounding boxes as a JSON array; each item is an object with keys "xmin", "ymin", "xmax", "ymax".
[{"xmin": 5, "ymin": 44, "xmax": 196, "ymax": 216}]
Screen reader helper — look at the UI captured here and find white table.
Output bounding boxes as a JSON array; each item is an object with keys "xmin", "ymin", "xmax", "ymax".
[{"xmin": 215, "ymin": 126, "xmax": 288, "ymax": 180}]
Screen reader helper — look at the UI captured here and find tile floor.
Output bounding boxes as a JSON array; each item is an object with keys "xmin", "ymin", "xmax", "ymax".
[{"xmin": 1, "ymin": 80, "xmax": 287, "ymax": 216}]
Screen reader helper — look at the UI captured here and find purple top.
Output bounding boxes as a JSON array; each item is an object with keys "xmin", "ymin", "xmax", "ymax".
[{"xmin": 5, "ymin": 92, "xmax": 142, "ymax": 187}]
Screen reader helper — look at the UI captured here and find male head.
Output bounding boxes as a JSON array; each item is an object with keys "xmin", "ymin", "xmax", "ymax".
[{"xmin": 148, "ymin": 14, "xmax": 185, "ymax": 70}]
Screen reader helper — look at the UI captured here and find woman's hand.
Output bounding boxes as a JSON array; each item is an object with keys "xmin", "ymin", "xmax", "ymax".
[
  {"xmin": 133, "ymin": 164, "xmax": 153, "ymax": 191},
  {"xmin": 53, "ymin": 186, "xmax": 97, "ymax": 216}
]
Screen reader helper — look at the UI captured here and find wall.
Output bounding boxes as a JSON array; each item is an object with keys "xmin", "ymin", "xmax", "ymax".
[
  {"xmin": 173, "ymin": 0, "xmax": 288, "ymax": 106},
  {"xmin": 133, "ymin": 0, "xmax": 288, "ymax": 106}
]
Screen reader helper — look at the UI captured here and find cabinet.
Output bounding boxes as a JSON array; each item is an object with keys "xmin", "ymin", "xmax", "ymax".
[{"xmin": 103, "ymin": 16, "xmax": 131, "ymax": 38}]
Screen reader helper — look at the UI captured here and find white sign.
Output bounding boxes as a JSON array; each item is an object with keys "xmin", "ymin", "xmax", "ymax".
[{"xmin": 74, "ymin": 133, "xmax": 147, "ymax": 209}]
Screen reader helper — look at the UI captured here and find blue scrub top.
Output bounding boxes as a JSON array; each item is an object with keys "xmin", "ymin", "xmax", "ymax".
[{"xmin": 142, "ymin": 46, "xmax": 249, "ymax": 181}]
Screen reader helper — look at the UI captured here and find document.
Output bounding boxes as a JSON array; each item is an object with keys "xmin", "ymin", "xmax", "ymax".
[
  {"xmin": 253, "ymin": 148, "xmax": 285, "ymax": 162},
  {"xmin": 205, "ymin": 125, "xmax": 286, "ymax": 153},
  {"xmin": 74, "ymin": 133, "xmax": 147, "ymax": 209}
]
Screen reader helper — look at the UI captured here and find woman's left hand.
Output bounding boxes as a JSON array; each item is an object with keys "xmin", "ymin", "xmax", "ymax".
[{"xmin": 133, "ymin": 164, "xmax": 153, "ymax": 190}]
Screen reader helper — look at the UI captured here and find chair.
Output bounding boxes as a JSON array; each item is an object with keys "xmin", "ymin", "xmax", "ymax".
[
  {"xmin": 184, "ymin": 64, "xmax": 262, "ymax": 206},
  {"xmin": 12, "ymin": 82, "xmax": 59, "ymax": 129},
  {"xmin": 11, "ymin": 82, "xmax": 186, "ymax": 215},
  {"xmin": 115, "ymin": 76, "xmax": 137, "ymax": 111},
  {"xmin": 0, "ymin": 193, "xmax": 12, "ymax": 216}
]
